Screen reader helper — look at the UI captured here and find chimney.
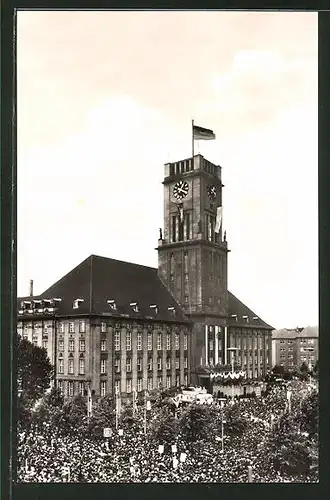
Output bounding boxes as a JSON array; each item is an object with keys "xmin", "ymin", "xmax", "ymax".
[{"xmin": 29, "ymin": 279, "xmax": 34, "ymax": 297}]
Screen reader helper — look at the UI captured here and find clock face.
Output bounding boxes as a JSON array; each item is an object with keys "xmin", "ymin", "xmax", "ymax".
[
  {"xmin": 207, "ymin": 185, "xmax": 217, "ymax": 200},
  {"xmin": 173, "ymin": 180, "xmax": 189, "ymax": 200}
]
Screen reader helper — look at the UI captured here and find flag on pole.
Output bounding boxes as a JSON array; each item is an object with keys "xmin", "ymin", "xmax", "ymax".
[
  {"xmin": 215, "ymin": 206, "xmax": 223, "ymax": 233},
  {"xmin": 193, "ymin": 124, "xmax": 216, "ymax": 141}
]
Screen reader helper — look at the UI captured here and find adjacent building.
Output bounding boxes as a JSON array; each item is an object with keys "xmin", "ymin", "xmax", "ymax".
[
  {"xmin": 17, "ymin": 154, "xmax": 273, "ymax": 397},
  {"xmin": 271, "ymin": 326, "xmax": 319, "ymax": 371}
]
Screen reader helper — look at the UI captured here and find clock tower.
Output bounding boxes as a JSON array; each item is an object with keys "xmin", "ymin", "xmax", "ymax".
[{"xmin": 157, "ymin": 154, "xmax": 230, "ymax": 382}]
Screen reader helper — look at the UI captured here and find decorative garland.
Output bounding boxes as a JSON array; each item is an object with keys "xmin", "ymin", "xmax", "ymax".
[{"xmin": 210, "ymin": 370, "xmax": 246, "ymax": 381}]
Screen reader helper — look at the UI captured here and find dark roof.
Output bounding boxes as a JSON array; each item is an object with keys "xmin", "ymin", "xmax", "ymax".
[
  {"xmin": 17, "ymin": 254, "xmax": 272, "ymax": 329},
  {"xmin": 272, "ymin": 326, "xmax": 318, "ymax": 339},
  {"xmin": 24, "ymin": 255, "xmax": 189, "ymax": 324},
  {"xmin": 228, "ymin": 292, "xmax": 273, "ymax": 330}
]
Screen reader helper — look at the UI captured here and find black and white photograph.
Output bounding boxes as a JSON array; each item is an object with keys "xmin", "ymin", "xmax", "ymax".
[{"xmin": 16, "ymin": 10, "xmax": 318, "ymax": 484}]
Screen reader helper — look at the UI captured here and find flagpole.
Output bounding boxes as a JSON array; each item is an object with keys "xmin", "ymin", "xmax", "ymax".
[{"xmin": 192, "ymin": 119, "xmax": 194, "ymax": 159}]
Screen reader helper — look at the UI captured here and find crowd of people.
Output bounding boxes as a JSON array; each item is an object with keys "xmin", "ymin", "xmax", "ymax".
[{"xmin": 17, "ymin": 379, "xmax": 318, "ymax": 483}]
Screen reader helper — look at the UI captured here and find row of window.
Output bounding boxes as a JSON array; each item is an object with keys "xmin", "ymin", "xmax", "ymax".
[
  {"xmin": 57, "ymin": 333, "xmax": 188, "ymax": 352},
  {"xmin": 57, "ymin": 373, "xmax": 189, "ymax": 397},
  {"xmin": 171, "ymin": 213, "xmax": 191, "ymax": 243},
  {"xmin": 58, "ymin": 356, "xmax": 188, "ymax": 375},
  {"xmin": 208, "ymin": 357, "xmax": 269, "ymax": 366},
  {"xmin": 58, "ymin": 358, "xmax": 85, "ymax": 374}
]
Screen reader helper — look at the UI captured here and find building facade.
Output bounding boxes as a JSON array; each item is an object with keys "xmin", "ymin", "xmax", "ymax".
[
  {"xmin": 17, "ymin": 154, "xmax": 273, "ymax": 396},
  {"xmin": 271, "ymin": 326, "xmax": 319, "ymax": 371},
  {"xmin": 17, "ymin": 256, "xmax": 191, "ymax": 398}
]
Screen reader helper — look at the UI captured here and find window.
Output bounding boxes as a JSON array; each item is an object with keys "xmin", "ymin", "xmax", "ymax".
[
  {"xmin": 287, "ymin": 340, "xmax": 293, "ymax": 344},
  {"xmin": 147, "ymin": 333, "xmax": 152, "ymax": 351},
  {"xmin": 166, "ymin": 334, "xmax": 171, "ymax": 350},
  {"xmin": 148, "ymin": 358, "xmax": 153, "ymax": 371},
  {"xmin": 114, "ymin": 380, "xmax": 120, "ymax": 394},
  {"xmin": 69, "ymin": 340, "xmax": 75, "ymax": 352},
  {"xmin": 126, "ymin": 331, "xmax": 132, "ymax": 351},
  {"xmin": 101, "ymin": 339, "xmax": 107, "ymax": 352},
  {"xmin": 114, "ymin": 358, "xmax": 120, "ymax": 373},
  {"xmin": 137, "ymin": 378, "xmax": 143, "ymax": 392},
  {"xmin": 101, "ymin": 322, "xmax": 107, "ymax": 333},
  {"xmin": 32, "ymin": 336, "xmax": 38, "ymax": 346},
  {"xmin": 68, "ymin": 381, "xmax": 74, "ymax": 397},
  {"xmin": 126, "ymin": 379, "xmax": 132, "ymax": 393},
  {"xmin": 184, "ymin": 335, "xmax": 188, "ymax": 351},
  {"xmin": 157, "ymin": 333, "xmax": 162, "ymax": 351},
  {"xmin": 157, "ymin": 377, "xmax": 162, "ymax": 389},
  {"xmin": 184, "ymin": 357, "xmax": 188, "ymax": 369},
  {"xmin": 137, "ymin": 332, "xmax": 142, "ymax": 350},
  {"xmin": 185, "ymin": 213, "xmax": 191, "ymax": 240},
  {"xmin": 79, "ymin": 339, "xmax": 85, "ymax": 352},
  {"xmin": 79, "ymin": 358, "xmax": 85, "ymax": 375},
  {"xmin": 79, "ymin": 382, "xmax": 85, "ymax": 397},
  {"xmin": 147, "ymin": 377, "xmax": 153, "ymax": 390},
  {"xmin": 172, "ymin": 215, "xmax": 177, "ymax": 243},
  {"xmin": 69, "ymin": 322, "xmax": 75, "ymax": 333},
  {"xmin": 57, "ymin": 380, "xmax": 64, "ymax": 395},
  {"xmin": 157, "ymin": 357, "xmax": 162, "ymax": 371},
  {"xmin": 175, "ymin": 358, "xmax": 180, "ymax": 369},
  {"xmin": 126, "ymin": 358, "xmax": 132, "ymax": 373},
  {"xmin": 101, "ymin": 358, "xmax": 106, "ymax": 374},
  {"xmin": 43, "ymin": 340, "xmax": 48, "ymax": 350},
  {"xmin": 308, "ymin": 339, "xmax": 315, "ymax": 345},
  {"xmin": 100, "ymin": 381, "xmax": 107, "ymax": 397},
  {"xmin": 68, "ymin": 358, "xmax": 74, "ymax": 374},
  {"xmin": 176, "ymin": 375, "xmax": 180, "ymax": 387},
  {"xmin": 209, "ymin": 340, "xmax": 214, "ymax": 351},
  {"xmin": 184, "ymin": 273, "xmax": 189, "ymax": 283},
  {"xmin": 58, "ymin": 359, "xmax": 64, "ymax": 374},
  {"xmin": 137, "ymin": 357, "xmax": 142, "ymax": 371},
  {"xmin": 166, "ymin": 376, "xmax": 171, "ymax": 389},
  {"xmin": 209, "ymin": 357, "xmax": 214, "ymax": 366},
  {"xmin": 59, "ymin": 323, "xmax": 65, "ymax": 333},
  {"xmin": 280, "ymin": 340, "xmax": 285, "ymax": 344},
  {"xmin": 166, "ymin": 358, "xmax": 171, "ymax": 370},
  {"xmin": 79, "ymin": 321, "xmax": 86, "ymax": 333},
  {"xmin": 175, "ymin": 334, "xmax": 179, "ymax": 350},
  {"xmin": 114, "ymin": 331, "xmax": 121, "ymax": 351}
]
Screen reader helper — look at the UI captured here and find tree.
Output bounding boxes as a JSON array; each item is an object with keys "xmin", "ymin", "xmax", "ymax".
[
  {"xmin": 179, "ymin": 404, "xmax": 217, "ymax": 444},
  {"xmin": 55, "ymin": 394, "xmax": 89, "ymax": 438},
  {"xmin": 31, "ymin": 387, "xmax": 64, "ymax": 432},
  {"xmin": 263, "ymin": 414, "xmax": 314, "ymax": 476},
  {"xmin": 296, "ymin": 390, "xmax": 318, "ymax": 437},
  {"xmin": 223, "ymin": 404, "xmax": 248, "ymax": 438},
  {"xmin": 89, "ymin": 394, "xmax": 116, "ymax": 440},
  {"xmin": 18, "ymin": 337, "xmax": 53, "ymax": 403},
  {"xmin": 150, "ymin": 407, "xmax": 179, "ymax": 445},
  {"xmin": 272, "ymin": 365, "xmax": 285, "ymax": 376},
  {"xmin": 17, "ymin": 337, "xmax": 53, "ymax": 427}
]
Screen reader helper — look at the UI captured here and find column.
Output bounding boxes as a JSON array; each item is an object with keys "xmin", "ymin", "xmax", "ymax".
[
  {"xmin": 214, "ymin": 326, "xmax": 219, "ymax": 365},
  {"xmin": 205, "ymin": 324, "xmax": 208, "ymax": 365},
  {"xmin": 224, "ymin": 326, "xmax": 228, "ymax": 365}
]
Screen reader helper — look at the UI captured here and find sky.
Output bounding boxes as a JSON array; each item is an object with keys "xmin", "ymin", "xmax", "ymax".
[{"xmin": 17, "ymin": 11, "xmax": 318, "ymax": 329}]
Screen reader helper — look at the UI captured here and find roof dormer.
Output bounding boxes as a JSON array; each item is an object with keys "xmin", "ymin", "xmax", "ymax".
[
  {"xmin": 73, "ymin": 298, "xmax": 84, "ymax": 309},
  {"xmin": 150, "ymin": 304, "xmax": 158, "ymax": 314},
  {"xmin": 130, "ymin": 302, "xmax": 139, "ymax": 313},
  {"xmin": 107, "ymin": 300, "xmax": 117, "ymax": 311}
]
